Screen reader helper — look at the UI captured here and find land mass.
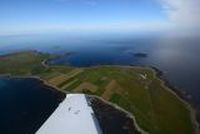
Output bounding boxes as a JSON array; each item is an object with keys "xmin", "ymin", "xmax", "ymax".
[
  {"xmin": 134, "ymin": 53, "xmax": 148, "ymax": 58},
  {"xmin": 0, "ymin": 51, "xmax": 197, "ymax": 134}
]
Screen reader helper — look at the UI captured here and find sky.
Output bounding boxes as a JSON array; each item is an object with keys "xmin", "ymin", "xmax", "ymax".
[{"xmin": 0, "ymin": 0, "xmax": 199, "ymax": 35}]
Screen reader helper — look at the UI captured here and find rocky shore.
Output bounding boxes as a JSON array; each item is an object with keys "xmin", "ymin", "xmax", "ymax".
[
  {"xmin": 149, "ymin": 66, "xmax": 200, "ymax": 133},
  {"xmin": 87, "ymin": 95, "xmax": 142, "ymax": 134}
]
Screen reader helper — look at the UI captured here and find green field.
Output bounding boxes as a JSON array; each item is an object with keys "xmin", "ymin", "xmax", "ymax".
[
  {"xmin": 0, "ymin": 51, "xmax": 55, "ymax": 75},
  {"xmin": 0, "ymin": 51, "xmax": 194, "ymax": 134}
]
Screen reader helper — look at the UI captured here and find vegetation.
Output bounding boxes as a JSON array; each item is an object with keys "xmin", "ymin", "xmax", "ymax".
[
  {"xmin": 0, "ymin": 51, "xmax": 54, "ymax": 75},
  {"xmin": 0, "ymin": 51, "xmax": 194, "ymax": 134}
]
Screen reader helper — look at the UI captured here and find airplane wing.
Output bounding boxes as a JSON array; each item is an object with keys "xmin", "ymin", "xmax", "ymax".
[{"xmin": 36, "ymin": 94, "xmax": 102, "ymax": 134}]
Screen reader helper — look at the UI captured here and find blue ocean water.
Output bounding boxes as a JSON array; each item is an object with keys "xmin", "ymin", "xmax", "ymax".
[{"xmin": 0, "ymin": 77, "xmax": 65, "ymax": 134}]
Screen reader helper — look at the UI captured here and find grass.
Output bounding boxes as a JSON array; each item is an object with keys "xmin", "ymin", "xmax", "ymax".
[
  {"xmin": 0, "ymin": 51, "xmax": 194, "ymax": 134},
  {"xmin": 58, "ymin": 77, "xmax": 75, "ymax": 88},
  {"xmin": 110, "ymin": 93, "xmax": 121, "ymax": 103},
  {"xmin": 0, "ymin": 51, "xmax": 52, "ymax": 75}
]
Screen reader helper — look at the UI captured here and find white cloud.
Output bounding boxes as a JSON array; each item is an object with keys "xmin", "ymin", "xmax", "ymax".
[{"xmin": 160, "ymin": 0, "xmax": 200, "ymax": 32}]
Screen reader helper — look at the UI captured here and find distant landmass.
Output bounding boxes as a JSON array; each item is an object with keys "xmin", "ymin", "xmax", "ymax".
[{"xmin": 134, "ymin": 53, "xmax": 148, "ymax": 58}]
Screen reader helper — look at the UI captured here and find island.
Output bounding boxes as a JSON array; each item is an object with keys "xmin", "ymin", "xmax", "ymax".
[
  {"xmin": 134, "ymin": 53, "xmax": 148, "ymax": 58},
  {"xmin": 0, "ymin": 51, "xmax": 197, "ymax": 134}
]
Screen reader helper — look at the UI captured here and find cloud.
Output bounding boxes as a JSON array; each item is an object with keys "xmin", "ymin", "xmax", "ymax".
[{"xmin": 160, "ymin": 0, "xmax": 200, "ymax": 32}]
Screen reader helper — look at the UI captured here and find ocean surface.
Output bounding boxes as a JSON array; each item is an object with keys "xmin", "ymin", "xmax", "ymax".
[
  {"xmin": 0, "ymin": 77, "xmax": 65, "ymax": 134},
  {"xmin": 0, "ymin": 32, "xmax": 200, "ymax": 113}
]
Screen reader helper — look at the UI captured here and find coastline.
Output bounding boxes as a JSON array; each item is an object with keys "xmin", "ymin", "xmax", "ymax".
[
  {"xmin": 0, "ymin": 74, "xmax": 68, "ymax": 95},
  {"xmin": 88, "ymin": 95, "xmax": 148, "ymax": 134},
  {"xmin": 80, "ymin": 64, "xmax": 200, "ymax": 134},
  {"xmin": 148, "ymin": 66, "xmax": 200, "ymax": 134},
  {"xmin": 0, "ymin": 52, "xmax": 199, "ymax": 133},
  {"xmin": 0, "ymin": 73, "xmax": 146, "ymax": 133}
]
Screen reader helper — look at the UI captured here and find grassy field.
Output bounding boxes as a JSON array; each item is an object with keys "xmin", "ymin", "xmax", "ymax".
[
  {"xmin": 0, "ymin": 51, "xmax": 194, "ymax": 134},
  {"xmin": 0, "ymin": 51, "xmax": 54, "ymax": 75}
]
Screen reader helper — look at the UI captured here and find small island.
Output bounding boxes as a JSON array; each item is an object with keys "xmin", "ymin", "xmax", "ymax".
[
  {"xmin": 0, "ymin": 51, "xmax": 197, "ymax": 134},
  {"xmin": 134, "ymin": 53, "xmax": 148, "ymax": 58}
]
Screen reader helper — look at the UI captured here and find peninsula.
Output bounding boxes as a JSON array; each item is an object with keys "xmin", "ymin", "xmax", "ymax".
[{"xmin": 0, "ymin": 51, "xmax": 197, "ymax": 134}]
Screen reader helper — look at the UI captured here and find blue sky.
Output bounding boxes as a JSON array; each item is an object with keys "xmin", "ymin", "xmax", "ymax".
[{"xmin": 0, "ymin": 0, "xmax": 199, "ymax": 35}]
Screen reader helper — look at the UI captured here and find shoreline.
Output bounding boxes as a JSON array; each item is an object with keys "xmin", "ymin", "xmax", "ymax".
[
  {"xmin": 78, "ymin": 64, "xmax": 200, "ymax": 133},
  {"xmin": 0, "ymin": 55, "xmax": 199, "ymax": 133},
  {"xmin": 148, "ymin": 66, "xmax": 200, "ymax": 134},
  {"xmin": 0, "ymin": 73, "xmax": 146, "ymax": 133},
  {"xmin": 88, "ymin": 95, "xmax": 148, "ymax": 134},
  {"xmin": 0, "ymin": 74, "xmax": 68, "ymax": 95}
]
